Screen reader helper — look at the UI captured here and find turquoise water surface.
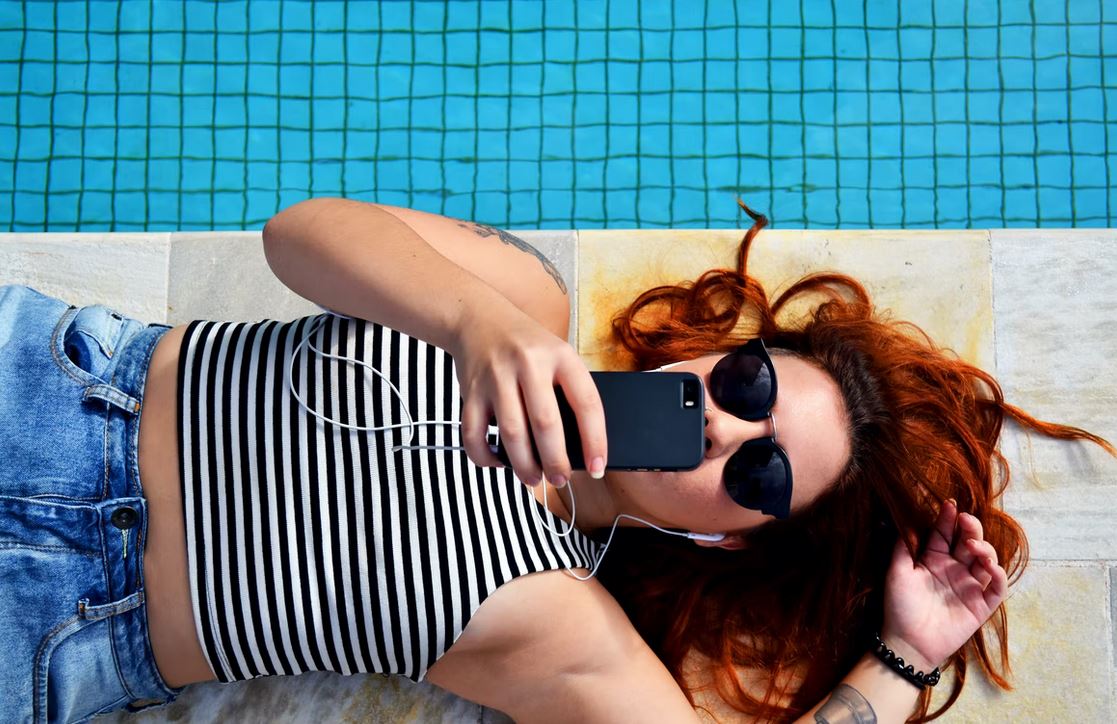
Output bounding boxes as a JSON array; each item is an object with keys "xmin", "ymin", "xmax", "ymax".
[{"xmin": 1, "ymin": 0, "xmax": 1113, "ymax": 230}]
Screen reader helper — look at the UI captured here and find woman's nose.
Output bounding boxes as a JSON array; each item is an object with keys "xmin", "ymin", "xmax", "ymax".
[{"xmin": 704, "ymin": 408, "xmax": 771, "ymax": 456}]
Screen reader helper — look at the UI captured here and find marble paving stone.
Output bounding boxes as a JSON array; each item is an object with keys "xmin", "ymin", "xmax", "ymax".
[
  {"xmin": 1112, "ymin": 565, "xmax": 1117, "ymax": 707},
  {"xmin": 167, "ymin": 232, "xmax": 320, "ymax": 324},
  {"xmin": 578, "ymin": 229, "xmax": 993, "ymax": 372},
  {"xmin": 94, "ymin": 671, "xmax": 485, "ymax": 724},
  {"xmin": 928, "ymin": 563, "xmax": 1114, "ymax": 723},
  {"xmin": 992, "ymin": 230, "xmax": 1117, "ymax": 559},
  {"xmin": 0, "ymin": 232, "xmax": 170, "ymax": 322},
  {"xmin": 166, "ymin": 230, "xmax": 579, "ymax": 346}
]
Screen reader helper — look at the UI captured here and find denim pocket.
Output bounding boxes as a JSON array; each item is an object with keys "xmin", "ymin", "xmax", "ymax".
[
  {"xmin": 55, "ymin": 304, "xmax": 126, "ymax": 383},
  {"xmin": 35, "ymin": 616, "xmax": 130, "ymax": 723}
]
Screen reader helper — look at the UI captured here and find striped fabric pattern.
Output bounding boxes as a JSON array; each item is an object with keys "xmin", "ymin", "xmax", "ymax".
[{"xmin": 176, "ymin": 313, "xmax": 601, "ymax": 683}]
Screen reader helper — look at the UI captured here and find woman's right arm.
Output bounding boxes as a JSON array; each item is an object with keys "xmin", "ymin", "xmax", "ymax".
[{"xmin": 261, "ymin": 197, "xmax": 608, "ymax": 487}]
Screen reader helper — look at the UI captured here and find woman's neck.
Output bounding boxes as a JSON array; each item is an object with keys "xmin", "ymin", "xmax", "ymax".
[{"xmin": 529, "ymin": 469, "xmax": 620, "ymax": 534}]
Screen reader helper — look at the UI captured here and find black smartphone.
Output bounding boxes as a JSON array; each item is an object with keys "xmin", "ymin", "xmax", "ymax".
[{"xmin": 486, "ymin": 371, "xmax": 705, "ymax": 471}]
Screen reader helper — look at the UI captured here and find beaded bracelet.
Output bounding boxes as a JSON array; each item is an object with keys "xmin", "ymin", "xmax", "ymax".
[{"xmin": 870, "ymin": 633, "xmax": 941, "ymax": 689}]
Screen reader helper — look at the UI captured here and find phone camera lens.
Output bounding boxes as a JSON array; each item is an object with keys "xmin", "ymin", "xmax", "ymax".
[{"xmin": 682, "ymin": 379, "xmax": 700, "ymax": 408}]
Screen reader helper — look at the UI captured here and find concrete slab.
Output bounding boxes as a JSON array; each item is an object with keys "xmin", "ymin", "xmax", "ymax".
[
  {"xmin": 992, "ymin": 229, "xmax": 1117, "ymax": 559},
  {"xmin": 0, "ymin": 232, "xmax": 170, "ymax": 322},
  {"xmin": 929, "ymin": 563, "xmax": 1115, "ymax": 723}
]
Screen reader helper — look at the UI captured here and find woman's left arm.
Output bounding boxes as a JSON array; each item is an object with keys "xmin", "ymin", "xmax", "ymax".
[{"xmin": 796, "ymin": 499, "xmax": 1008, "ymax": 723}]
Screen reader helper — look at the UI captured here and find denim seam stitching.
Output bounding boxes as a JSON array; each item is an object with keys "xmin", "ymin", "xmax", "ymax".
[
  {"xmin": 111, "ymin": 328, "xmax": 155, "ymax": 498},
  {"xmin": 32, "ymin": 612, "xmax": 83, "ymax": 723},
  {"xmin": 103, "ymin": 402, "xmax": 112, "ymax": 499},
  {"xmin": 108, "ymin": 613, "xmax": 140, "ymax": 702}
]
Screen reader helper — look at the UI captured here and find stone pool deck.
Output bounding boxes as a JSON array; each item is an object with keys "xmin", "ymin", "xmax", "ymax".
[{"xmin": 2, "ymin": 227, "xmax": 1114, "ymax": 722}]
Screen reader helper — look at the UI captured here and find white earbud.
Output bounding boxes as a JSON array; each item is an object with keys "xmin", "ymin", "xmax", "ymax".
[
  {"xmin": 653, "ymin": 360, "xmax": 688, "ymax": 371},
  {"xmin": 685, "ymin": 531, "xmax": 726, "ymax": 542}
]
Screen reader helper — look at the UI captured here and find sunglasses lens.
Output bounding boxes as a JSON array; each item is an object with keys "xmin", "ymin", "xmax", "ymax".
[
  {"xmin": 710, "ymin": 346, "xmax": 775, "ymax": 419},
  {"xmin": 725, "ymin": 441, "xmax": 791, "ymax": 518}
]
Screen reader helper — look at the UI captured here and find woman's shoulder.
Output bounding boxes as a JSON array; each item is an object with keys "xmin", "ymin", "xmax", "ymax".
[
  {"xmin": 426, "ymin": 568, "xmax": 699, "ymax": 720},
  {"xmin": 425, "ymin": 567, "xmax": 639, "ymax": 690}
]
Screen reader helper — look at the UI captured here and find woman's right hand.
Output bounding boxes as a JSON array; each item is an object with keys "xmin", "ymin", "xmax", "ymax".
[{"xmin": 449, "ymin": 301, "xmax": 607, "ymax": 488}]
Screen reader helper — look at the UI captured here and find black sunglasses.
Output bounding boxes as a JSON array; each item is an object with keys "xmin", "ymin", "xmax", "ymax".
[{"xmin": 708, "ymin": 338, "xmax": 793, "ymax": 520}]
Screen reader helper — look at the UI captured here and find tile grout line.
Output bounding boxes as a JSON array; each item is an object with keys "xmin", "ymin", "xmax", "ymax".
[
  {"xmin": 1109, "ymin": 564, "xmax": 1116, "ymax": 718},
  {"xmin": 986, "ymin": 228, "xmax": 997, "ymax": 381},
  {"xmin": 163, "ymin": 231, "xmax": 173, "ymax": 324}
]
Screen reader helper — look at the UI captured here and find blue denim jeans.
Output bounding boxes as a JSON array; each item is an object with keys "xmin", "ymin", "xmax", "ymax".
[{"xmin": 0, "ymin": 284, "xmax": 186, "ymax": 723}]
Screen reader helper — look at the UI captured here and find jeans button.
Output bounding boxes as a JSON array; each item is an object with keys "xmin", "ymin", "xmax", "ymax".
[{"xmin": 110, "ymin": 506, "xmax": 139, "ymax": 529}]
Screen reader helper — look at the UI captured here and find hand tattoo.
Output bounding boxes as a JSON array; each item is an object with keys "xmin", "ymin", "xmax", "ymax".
[
  {"xmin": 457, "ymin": 221, "xmax": 568, "ymax": 295},
  {"xmin": 814, "ymin": 684, "xmax": 876, "ymax": 724}
]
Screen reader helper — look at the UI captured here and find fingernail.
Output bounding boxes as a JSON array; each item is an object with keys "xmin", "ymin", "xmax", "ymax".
[
  {"xmin": 552, "ymin": 475, "xmax": 567, "ymax": 488},
  {"xmin": 946, "ymin": 498, "xmax": 957, "ymax": 507},
  {"xmin": 590, "ymin": 456, "xmax": 605, "ymax": 479}
]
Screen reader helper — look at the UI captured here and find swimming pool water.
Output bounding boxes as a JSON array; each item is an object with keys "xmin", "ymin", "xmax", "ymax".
[{"xmin": 0, "ymin": 0, "xmax": 1113, "ymax": 231}]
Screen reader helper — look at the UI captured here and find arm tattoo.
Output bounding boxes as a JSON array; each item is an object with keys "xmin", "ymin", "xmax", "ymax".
[
  {"xmin": 814, "ymin": 684, "xmax": 876, "ymax": 724},
  {"xmin": 457, "ymin": 221, "xmax": 568, "ymax": 295}
]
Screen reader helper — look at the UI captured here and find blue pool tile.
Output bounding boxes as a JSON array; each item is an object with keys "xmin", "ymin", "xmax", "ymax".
[
  {"xmin": 246, "ymin": 149, "xmax": 280, "ymax": 185},
  {"xmin": 12, "ymin": 190, "xmax": 43, "ymax": 226},
  {"xmin": 15, "ymin": 156, "xmax": 46, "ymax": 190},
  {"xmin": 1071, "ymin": 121, "xmax": 1105, "ymax": 154},
  {"xmin": 46, "ymin": 155, "xmax": 81, "ymax": 193},
  {"xmin": 605, "ymin": 189, "xmax": 635, "ymax": 223},
  {"xmin": 1003, "ymin": 155, "xmax": 1036, "ymax": 186},
  {"xmin": 151, "ymin": 64, "xmax": 182, "ymax": 95},
  {"xmin": 84, "ymin": 61, "xmax": 113, "ymax": 94},
  {"xmin": 969, "ymin": 124, "xmax": 1000, "ymax": 155},
  {"xmin": 1075, "ymin": 156, "xmax": 1108, "ymax": 186},
  {"xmin": 805, "ymin": 189, "xmax": 837, "ymax": 226},
  {"xmin": 806, "ymin": 155, "xmax": 837, "ymax": 186},
  {"xmin": 902, "ymin": 157, "xmax": 934, "ymax": 188},
  {"xmin": 999, "ymin": 28, "xmax": 1033, "ymax": 63},
  {"xmin": 1070, "ymin": 87, "xmax": 1104, "ymax": 123},
  {"xmin": 966, "ymin": 60, "xmax": 1000, "ymax": 92},
  {"xmin": 1035, "ymin": 89, "xmax": 1071, "ymax": 122},
  {"xmin": 966, "ymin": 27, "xmax": 999, "ymax": 60},
  {"xmin": 1005, "ymin": 125, "xmax": 1036, "ymax": 155},
  {"xmin": 836, "ymin": 124, "xmax": 868, "ymax": 157},
  {"xmin": 737, "ymin": 27, "xmax": 768, "ymax": 60},
  {"xmin": 770, "ymin": 93, "xmax": 800, "ymax": 122},
  {"xmin": 23, "ymin": 30, "xmax": 56, "ymax": 62},
  {"xmin": 17, "ymin": 94, "xmax": 49, "ymax": 128},
  {"xmin": 970, "ymin": 156, "xmax": 1002, "ymax": 187},
  {"xmin": 83, "ymin": 125, "xmax": 116, "ymax": 155},
  {"xmin": 182, "ymin": 125, "xmax": 212, "ymax": 156},
  {"xmin": 1037, "ymin": 154, "xmax": 1072, "ymax": 188},
  {"xmin": 936, "ymin": 154, "xmax": 967, "ymax": 186},
  {"xmin": 575, "ymin": 189, "xmax": 603, "ymax": 223},
  {"xmin": 933, "ymin": 90, "xmax": 967, "ymax": 122},
  {"xmin": 1036, "ymin": 122, "xmax": 1071, "ymax": 153},
  {"xmin": 1003, "ymin": 188, "xmax": 1037, "ymax": 221},
  {"xmin": 116, "ymin": 127, "xmax": 147, "ymax": 157},
  {"xmin": 116, "ymin": 191, "xmax": 146, "ymax": 220},
  {"xmin": 51, "ymin": 127, "xmax": 81, "ymax": 158},
  {"xmin": 968, "ymin": 92, "xmax": 1001, "ymax": 124},
  {"xmin": 1038, "ymin": 187, "xmax": 1071, "ymax": 221},
  {"xmin": 835, "ymin": 60, "xmax": 867, "ymax": 91}
]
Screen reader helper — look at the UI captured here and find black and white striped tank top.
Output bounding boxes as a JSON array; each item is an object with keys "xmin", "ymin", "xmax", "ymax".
[{"xmin": 175, "ymin": 312, "xmax": 601, "ymax": 683}]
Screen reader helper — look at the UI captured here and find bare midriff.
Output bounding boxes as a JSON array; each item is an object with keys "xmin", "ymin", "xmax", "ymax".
[{"xmin": 137, "ymin": 323, "xmax": 218, "ymax": 688}]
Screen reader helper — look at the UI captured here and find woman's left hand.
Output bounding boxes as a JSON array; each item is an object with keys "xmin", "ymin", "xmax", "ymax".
[{"xmin": 881, "ymin": 499, "xmax": 1009, "ymax": 672}]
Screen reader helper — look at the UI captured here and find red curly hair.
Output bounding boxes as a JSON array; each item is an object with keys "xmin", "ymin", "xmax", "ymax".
[{"xmin": 594, "ymin": 200, "xmax": 1115, "ymax": 722}]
